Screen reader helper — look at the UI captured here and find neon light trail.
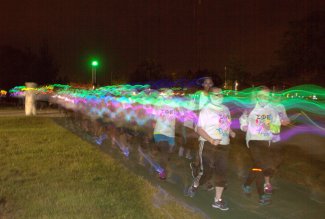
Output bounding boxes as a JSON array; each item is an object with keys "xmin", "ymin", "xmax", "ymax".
[{"xmin": 9, "ymin": 84, "xmax": 325, "ymax": 140}]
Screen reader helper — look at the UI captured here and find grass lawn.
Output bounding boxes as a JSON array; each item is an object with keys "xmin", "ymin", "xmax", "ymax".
[{"xmin": 0, "ymin": 116, "xmax": 203, "ymax": 219}]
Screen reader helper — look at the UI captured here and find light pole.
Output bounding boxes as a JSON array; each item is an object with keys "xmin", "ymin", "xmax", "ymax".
[
  {"xmin": 224, "ymin": 66, "xmax": 227, "ymax": 89},
  {"xmin": 91, "ymin": 60, "xmax": 98, "ymax": 89}
]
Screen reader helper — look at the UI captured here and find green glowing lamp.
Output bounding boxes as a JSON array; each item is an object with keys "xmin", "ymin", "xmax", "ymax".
[{"xmin": 91, "ymin": 60, "xmax": 98, "ymax": 67}]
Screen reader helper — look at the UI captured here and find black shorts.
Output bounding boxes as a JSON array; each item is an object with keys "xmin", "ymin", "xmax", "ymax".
[
  {"xmin": 248, "ymin": 140, "xmax": 274, "ymax": 177},
  {"xmin": 200, "ymin": 142, "xmax": 230, "ymax": 187}
]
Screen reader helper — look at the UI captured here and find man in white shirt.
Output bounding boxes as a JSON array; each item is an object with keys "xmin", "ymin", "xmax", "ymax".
[
  {"xmin": 194, "ymin": 76, "xmax": 214, "ymax": 110},
  {"xmin": 190, "ymin": 77, "xmax": 214, "ymax": 176},
  {"xmin": 185, "ymin": 87, "xmax": 235, "ymax": 211}
]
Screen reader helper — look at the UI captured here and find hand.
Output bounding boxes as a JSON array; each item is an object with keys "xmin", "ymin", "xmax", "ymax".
[
  {"xmin": 242, "ymin": 126, "xmax": 248, "ymax": 132},
  {"xmin": 281, "ymin": 119, "xmax": 290, "ymax": 126},
  {"xmin": 209, "ymin": 139, "xmax": 220, "ymax": 146},
  {"xmin": 230, "ymin": 131, "xmax": 236, "ymax": 138},
  {"xmin": 272, "ymin": 134, "xmax": 280, "ymax": 143}
]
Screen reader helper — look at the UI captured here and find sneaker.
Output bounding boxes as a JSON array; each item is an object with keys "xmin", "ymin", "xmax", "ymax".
[
  {"xmin": 259, "ymin": 194, "xmax": 271, "ymax": 205},
  {"xmin": 158, "ymin": 170, "xmax": 167, "ymax": 180},
  {"xmin": 212, "ymin": 199, "xmax": 229, "ymax": 211},
  {"xmin": 190, "ymin": 162, "xmax": 198, "ymax": 178},
  {"xmin": 185, "ymin": 186, "xmax": 197, "ymax": 198},
  {"xmin": 242, "ymin": 184, "xmax": 252, "ymax": 195},
  {"xmin": 264, "ymin": 183, "xmax": 273, "ymax": 195},
  {"xmin": 185, "ymin": 153, "xmax": 193, "ymax": 160}
]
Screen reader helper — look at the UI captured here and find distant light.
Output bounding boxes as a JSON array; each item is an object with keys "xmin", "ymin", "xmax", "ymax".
[
  {"xmin": 0, "ymin": 90, "xmax": 7, "ymax": 96},
  {"xmin": 91, "ymin": 60, "xmax": 98, "ymax": 67}
]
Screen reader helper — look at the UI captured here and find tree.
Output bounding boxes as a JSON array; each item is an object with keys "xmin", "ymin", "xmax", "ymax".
[
  {"xmin": 191, "ymin": 69, "xmax": 223, "ymax": 87},
  {"xmin": 0, "ymin": 42, "xmax": 60, "ymax": 89},
  {"xmin": 130, "ymin": 59, "xmax": 164, "ymax": 83},
  {"xmin": 254, "ymin": 65, "xmax": 290, "ymax": 88},
  {"xmin": 35, "ymin": 40, "xmax": 59, "ymax": 84},
  {"xmin": 225, "ymin": 57, "xmax": 252, "ymax": 88},
  {"xmin": 0, "ymin": 46, "xmax": 35, "ymax": 89},
  {"xmin": 277, "ymin": 11, "xmax": 325, "ymax": 85}
]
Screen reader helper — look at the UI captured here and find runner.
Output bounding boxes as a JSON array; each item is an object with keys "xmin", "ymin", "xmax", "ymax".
[
  {"xmin": 190, "ymin": 77, "xmax": 214, "ymax": 177},
  {"xmin": 152, "ymin": 89, "xmax": 178, "ymax": 179},
  {"xmin": 185, "ymin": 87, "xmax": 235, "ymax": 211},
  {"xmin": 240, "ymin": 86, "xmax": 281, "ymax": 205},
  {"xmin": 178, "ymin": 97, "xmax": 198, "ymax": 160}
]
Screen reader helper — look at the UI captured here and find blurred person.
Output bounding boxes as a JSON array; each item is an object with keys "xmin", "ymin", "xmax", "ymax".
[
  {"xmin": 152, "ymin": 89, "xmax": 178, "ymax": 179},
  {"xmin": 25, "ymin": 82, "xmax": 37, "ymax": 116},
  {"xmin": 190, "ymin": 77, "xmax": 214, "ymax": 176},
  {"xmin": 185, "ymin": 87, "xmax": 235, "ymax": 211},
  {"xmin": 240, "ymin": 86, "xmax": 281, "ymax": 205},
  {"xmin": 178, "ymin": 98, "xmax": 198, "ymax": 160}
]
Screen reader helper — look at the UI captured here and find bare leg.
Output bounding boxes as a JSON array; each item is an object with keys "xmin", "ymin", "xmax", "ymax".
[
  {"xmin": 215, "ymin": 186, "xmax": 224, "ymax": 201},
  {"xmin": 265, "ymin": 176, "xmax": 270, "ymax": 184}
]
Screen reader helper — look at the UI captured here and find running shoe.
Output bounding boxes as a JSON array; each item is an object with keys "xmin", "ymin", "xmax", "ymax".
[
  {"xmin": 242, "ymin": 184, "xmax": 252, "ymax": 195},
  {"xmin": 158, "ymin": 170, "xmax": 167, "ymax": 180},
  {"xmin": 185, "ymin": 153, "xmax": 193, "ymax": 160},
  {"xmin": 185, "ymin": 186, "xmax": 197, "ymax": 198},
  {"xmin": 212, "ymin": 199, "xmax": 229, "ymax": 211},
  {"xmin": 264, "ymin": 183, "xmax": 273, "ymax": 195},
  {"xmin": 259, "ymin": 194, "xmax": 271, "ymax": 205}
]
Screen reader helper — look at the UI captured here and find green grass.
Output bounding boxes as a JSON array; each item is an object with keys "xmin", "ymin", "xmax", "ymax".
[{"xmin": 0, "ymin": 116, "xmax": 203, "ymax": 219}]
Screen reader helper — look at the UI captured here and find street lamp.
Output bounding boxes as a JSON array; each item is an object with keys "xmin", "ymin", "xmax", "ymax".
[
  {"xmin": 91, "ymin": 60, "xmax": 98, "ymax": 89},
  {"xmin": 224, "ymin": 66, "xmax": 227, "ymax": 89}
]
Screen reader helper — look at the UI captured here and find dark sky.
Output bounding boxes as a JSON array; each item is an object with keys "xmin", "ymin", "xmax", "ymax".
[{"xmin": 1, "ymin": 0, "xmax": 325, "ymax": 82}]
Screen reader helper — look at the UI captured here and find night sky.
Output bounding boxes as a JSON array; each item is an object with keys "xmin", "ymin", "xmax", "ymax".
[{"xmin": 1, "ymin": 0, "xmax": 325, "ymax": 82}]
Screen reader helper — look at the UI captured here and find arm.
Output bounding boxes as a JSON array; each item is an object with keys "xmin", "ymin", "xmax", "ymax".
[
  {"xmin": 197, "ymin": 109, "xmax": 220, "ymax": 146},
  {"xmin": 229, "ymin": 129, "xmax": 236, "ymax": 138},
  {"xmin": 226, "ymin": 107, "xmax": 236, "ymax": 138},
  {"xmin": 239, "ymin": 110, "xmax": 249, "ymax": 132},
  {"xmin": 279, "ymin": 105, "xmax": 290, "ymax": 126},
  {"xmin": 270, "ymin": 111, "xmax": 281, "ymax": 135},
  {"xmin": 197, "ymin": 127, "xmax": 220, "ymax": 146}
]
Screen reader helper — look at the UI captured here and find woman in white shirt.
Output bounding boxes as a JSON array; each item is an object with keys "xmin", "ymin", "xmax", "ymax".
[
  {"xmin": 240, "ymin": 86, "xmax": 281, "ymax": 205},
  {"xmin": 186, "ymin": 87, "xmax": 235, "ymax": 211}
]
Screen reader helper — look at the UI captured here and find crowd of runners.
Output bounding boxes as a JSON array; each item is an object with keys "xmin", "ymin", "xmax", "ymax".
[{"xmin": 36, "ymin": 76, "xmax": 293, "ymax": 212}]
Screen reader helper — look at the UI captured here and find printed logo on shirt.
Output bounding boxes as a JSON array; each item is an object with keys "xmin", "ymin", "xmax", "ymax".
[
  {"xmin": 158, "ymin": 109, "xmax": 176, "ymax": 119},
  {"xmin": 216, "ymin": 113, "xmax": 231, "ymax": 138},
  {"xmin": 255, "ymin": 114, "xmax": 272, "ymax": 136}
]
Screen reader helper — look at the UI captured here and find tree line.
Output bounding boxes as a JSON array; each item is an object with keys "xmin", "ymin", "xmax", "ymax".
[{"xmin": 0, "ymin": 41, "xmax": 60, "ymax": 90}]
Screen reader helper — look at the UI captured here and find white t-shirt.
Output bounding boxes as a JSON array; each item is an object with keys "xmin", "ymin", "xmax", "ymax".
[
  {"xmin": 197, "ymin": 103, "xmax": 231, "ymax": 145},
  {"xmin": 240, "ymin": 103, "xmax": 281, "ymax": 146},
  {"xmin": 180, "ymin": 107, "xmax": 196, "ymax": 129},
  {"xmin": 272, "ymin": 103, "xmax": 289, "ymax": 142},
  {"xmin": 153, "ymin": 106, "xmax": 176, "ymax": 137},
  {"xmin": 273, "ymin": 103, "xmax": 289, "ymax": 123},
  {"xmin": 184, "ymin": 117, "xmax": 195, "ymax": 129}
]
